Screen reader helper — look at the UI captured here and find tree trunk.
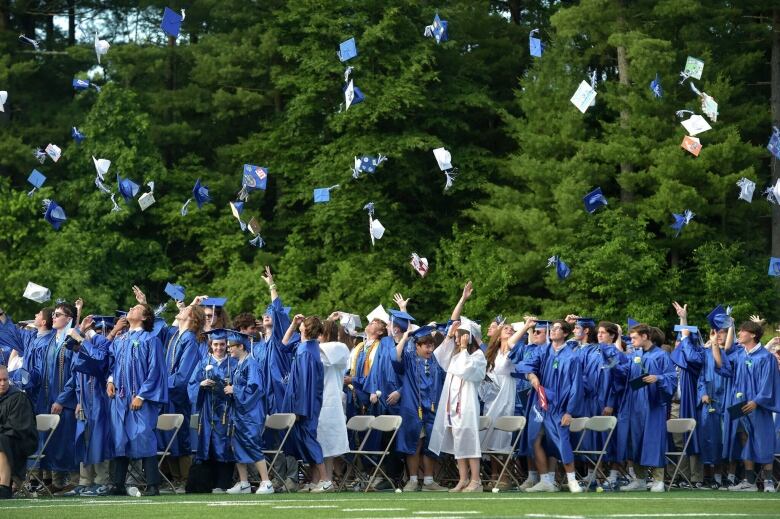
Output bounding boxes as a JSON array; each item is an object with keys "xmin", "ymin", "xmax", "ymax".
[
  {"xmin": 771, "ymin": 8, "xmax": 780, "ymax": 258},
  {"xmin": 67, "ymin": 0, "xmax": 76, "ymax": 46},
  {"xmin": 0, "ymin": 0, "xmax": 8, "ymax": 32},
  {"xmin": 616, "ymin": 6, "xmax": 633, "ymax": 204},
  {"xmin": 45, "ymin": 11, "xmax": 54, "ymax": 48}
]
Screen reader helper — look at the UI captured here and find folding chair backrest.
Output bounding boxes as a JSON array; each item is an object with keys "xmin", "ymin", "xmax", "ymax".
[
  {"xmin": 36, "ymin": 413, "xmax": 60, "ymax": 433},
  {"xmin": 494, "ymin": 415, "xmax": 526, "ymax": 433},
  {"xmin": 479, "ymin": 415, "xmax": 492, "ymax": 431},
  {"xmin": 586, "ymin": 416, "xmax": 617, "ymax": 432},
  {"xmin": 569, "ymin": 417, "xmax": 589, "ymax": 433},
  {"xmin": 190, "ymin": 413, "xmax": 199, "ymax": 430},
  {"xmin": 371, "ymin": 415, "xmax": 402, "ymax": 433},
  {"xmin": 666, "ymin": 418, "xmax": 696, "ymax": 434},
  {"xmin": 346, "ymin": 415, "xmax": 374, "ymax": 432},
  {"xmin": 265, "ymin": 413, "xmax": 296, "ymax": 430},
  {"xmin": 157, "ymin": 413, "xmax": 184, "ymax": 432}
]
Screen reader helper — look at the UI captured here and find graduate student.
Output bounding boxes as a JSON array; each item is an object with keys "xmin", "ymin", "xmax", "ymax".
[
  {"xmin": 698, "ymin": 325, "xmax": 731, "ymax": 489},
  {"xmin": 281, "ymin": 315, "xmax": 330, "ymax": 492},
  {"xmin": 188, "ymin": 330, "xmax": 234, "ymax": 493},
  {"xmin": 393, "ymin": 325, "xmax": 447, "ymax": 492},
  {"xmin": 0, "ymin": 365, "xmax": 38, "ymax": 499},
  {"xmin": 429, "ymin": 281, "xmax": 487, "ymax": 493},
  {"xmin": 518, "ymin": 318, "xmax": 583, "ymax": 494},
  {"xmin": 719, "ymin": 321, "xmax": 780, "ymax": 492},
  {"xmin": 222, "ymin": 329, "xmax": 273, "ymax": 495}
]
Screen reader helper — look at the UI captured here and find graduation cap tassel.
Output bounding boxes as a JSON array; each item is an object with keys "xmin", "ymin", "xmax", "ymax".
[
  {"xmin": 33, "ymin": 149, "xmax": 46, "ymax": 164},
  {"xmin": 18, "ymin": 34, "xmax": 40, "ymax": 50},
  {"xmin": 27, "ymin": 186, "xmax": 38, "ymax": 197},
  {"xmin": 249, "ymin": 235, "xmax": 265, "ymax": 248},
  {"xmin": 109, "ymin": 193, "xmax": 121, "ymax": 213},
  {"xmin": 443, "ymin": 168, "xmax": 458, "ymax": 191},
  {"xmin": 180, "ymin": 198, "xmax": 192, "ymax": 216},
  {"xmin": 237, "ymin": 186, "xmax": 249, "ymax": 202},
  {"xmin": 689, "ymin": 81, "xmax": 703, "ymax": 97},
  {"xmin": 94, "ymin": 176, "xmax": 111, "ymax": 194},
  {"xmin": 344, "ymin": 66, "xmax": 353, "ymax": 83},
  {"xmin": 675, "ymin": 109, "xmax": 695, "ymax": 119},
  {"xmin": 154, "ymin": 302, "xmax": 168, "ymax": 316}
]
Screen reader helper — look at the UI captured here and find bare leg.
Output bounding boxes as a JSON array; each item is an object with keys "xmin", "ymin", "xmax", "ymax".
[
  {"xmin": 468, "ymin": 457, "xmax": 481, "ymax": 483},
  {"xmin": 323, "ymin": 458, "xmax": 334, "ymax": 481},
  {"xmin": 533, "ymin": 436, "xmax": 548, "ymax": 473},
  {"xmin": 452, "ymin": 459, "xmax": 469, "ymax": 490},
  {"xmin": 254, "ymin": 460, "xmax": 270, "ymax": 482},
  {"xmin": 422, "ymin": 455, "xmax": 435, "ymax": 478},
  {"xmin": 0, "ymin": 452, "xmax": 11, "ymax": 486},
  {"xmin": 236, "ymin": 463, "xmax": 249, "ymax": 482}
]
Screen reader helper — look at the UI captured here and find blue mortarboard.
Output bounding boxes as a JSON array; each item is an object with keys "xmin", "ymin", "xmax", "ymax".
[
  {"xmin": 71, "ymin": 127, "xmax": 86, "ymax": 144},
  {"xmin": 207, "ymin": 328, "xmax": 250, "ymax": 347},
  {"xmin": 670, "ymin": 209, "xmax": 694, "ymax": 237},
  {"xmin": 238, "ymin": 164, "xmax": 268, "ymax": 201},
  {"xmin": 313, "ymin": 184, "xmax": 340, "ymax": 203},
  {"xmin": 42, "ymin": 199, "xmax": 66, "ymax": 230},
  {"xmin": 768, "ymin": 127, "xmax": 780, "ymax": 160},
  {"xmin": 164, "ymin": 282, "xmax": 186, "ymax": 302},
  {"xmin": 583, "ymin": 187, "xmax": 608, "ymax": 214},
  {"xmin": 575, "ymin": 317, "xmax": 597, "ymax": 329},
  {"xmin": 200, "ymin": 297, "xmax": 227, "ymax": 308},
  {"xmin": 91, "ymin": 315, "xmax": 115, "ymax": 333},
  {"xmin": 181, "ymin": 178, "xmax": 211, "ymax": 215},
  {"xmin": 529, "ymin": 29, "xmax": 544, "ymax": 57},
  {"xmin": 344, "ymin": 80, "xmax": 365, "ymax": 109},
  {"xmin": 351, "ymin": 155, "xmax": 387, "ymax": 179},
  {"xmin": 410, "ymin": 325, "xmax": 435, "ymax": 341},
  {"xmin": 674, "ymin": 324, "xmax": 700, "ymax": 339},
  {"xmin": 424, "ymin": 13, "xmax": 448, "ymax": 44},
  {"xmin": 206, "ymin": 328, "xmax": 228, "ymax": 341},
  {"xmin": 706, "ymin": 305, "xmax": 732, "ymax": 331},
  {"xmin": 533, "ymin": 320, "xmax": 551, "ymax": 330},
  {"xmin": 73, "ymin": 78, "xmax": 89, "ymax": 91},
  {"xmin": 27, "ymin": 169, "xmax": 46, "ymax": 195},
  {"xmin": 547, "ymin": 255, "xmax": 571, "ymax": 280},
  {"xmin": 768, "ymin": 257, "xmax": 780, "ymax": 277},
  {"xmin": 161, "ymin": 7, "xmax": 183, "ymax": 38},
  {"xmin": 650, "ymin": 73, "xmax": 663, "ymax": 98},
  {"xmin": 117, "ymin": 173, "xmax": 140, "ymax": 202},
  {"xmin": 388, "ymin": 309, "xmax": 416, "ymax": 332},
  {"xmin": 338, "ymin": 37, "xmax": 357, "ymax": 62},
  {"xmin": 627, "ymin": 317, "xmax": 639, "ymax": 329}
]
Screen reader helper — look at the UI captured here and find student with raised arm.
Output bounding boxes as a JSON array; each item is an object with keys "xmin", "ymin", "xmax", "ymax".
[
  {"xmin": 428, "ymin": 281, "xmax": 487, "ymax": 493},
  {"xmin": 698, "ymin": 325, "xmax": 732, "ymax": 489}
]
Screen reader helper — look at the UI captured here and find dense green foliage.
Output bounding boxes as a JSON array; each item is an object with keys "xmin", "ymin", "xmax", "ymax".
[{"xmin": 0, "ymin": 0, "xmax": 777, "ymax": 334}]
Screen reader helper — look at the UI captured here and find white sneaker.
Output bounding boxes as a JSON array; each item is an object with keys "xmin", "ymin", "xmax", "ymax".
[
  {"xmin": 127, "ymin": 486, "xmax": 142, "ymax": 497},
  {"xmin": 620, "ymin": 479, "xmax": 646, "ymax": 492},
  {"xmin": 567, "ymin": 480, "xmax": 583, "ymax": 493},
  {"xmin": 226, "ymin": 481, "xmax": 252, "ymax": 494},
  {"xmin": 211, "ymin": 488, "xmax": 225, "ymax": 494},
  {"xmin": 764, "ymin": 481, "xmax": 777, "ymax": 493},
  {"xmin": 310, "ymin": 480, "xmax": 334, "ymax": 494},
  {"xmin": 255, "ymin": 480, "xmax": 274, "ymax": 495},
  {"xmin": 298, "ymin": 483, "xmax": 314, "ymax": 493},
  {"xmin": 519, "ymin": 478, "xmax": 539, "ymax": 491},
  {"xmin": 525, "ymin": 480, "xmax": 558, "ymax": 493},
  {"xmin": 729, "ymin": 480, "xmax": 757, "ymax": 492},
  {"xmin": 403, "ymin": 479, "xmax": 420, "ymax": 492},
  {"xmin": 650, "ymin": 481, "xmax": 665, "ymax": 492}
]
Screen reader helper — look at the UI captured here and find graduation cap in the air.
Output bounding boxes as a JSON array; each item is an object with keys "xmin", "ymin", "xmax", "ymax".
[
  {"xmin": 679, "ymin": 56, "xmax": 704, "ymax": 84},
  {"xmin": 238, "ymin": 164, "xmax": 268, "ymax": 201},
  {"xmin": 339, "ymin": 312, "xmax": 362, "ymax": 335},
  {"xmin": 18, "ymin": 34, "xmax": 40, "ymax": 50},
  {"xmin": 583, "ymin": 187, "xmax": 608, "ymax": 214},
  {"xmin": 571, "ymin": 80, "xmax": 597, "ymax": 114},
  {"xmin": 344, "ymin": 79, "xmax": 365, "ymax": 110},
  {"xmin": 627, "ymin": 317, "xmax": 639, "ymax": 330},
  {"xmin": 137, "ymin": 182, "xmax": 155, "ymax": 211},
  {"xmin": 23, "ymin": 281, "xmax": 50, "ymax": 303},
  {"xmin": 736, "ymin": 178, "xmax": 755, "ymax": 203},
  {"xmin": 706, "ymin": 305, "xmax": 733, "ymax": 331},
  {"xmin": 0, "ymin": 90, "xmax": 7, "ymax": 112},
  {"xmin": 351, "ymin": 155, "xmax": 387, "ymax": 179},
  {"xmin": 92, "ymin": 156, "xmax": 111, "ymax": 181},
  {"xmin": 95, "ymin": 34, "xmax": 110, "ymax": 64},
  {"xmin": 389, "ymin": 309, "xmax": 416, "ymax": 332},
  {"xmin": 768, "ymin": 127, "xmax": 780, "ymax": 160},
  {"xmin": 546, "ymin": 255, "xmax": 571, "ymax": 280},
  {"xmin": 410, "ymin": 252, "xmax": 429, "ymax": 277},
  {"xmin": 423, "ymin": 12, "xmax": 448, "ymax": 44},
  {"xmin": 246, "ymin": 217, "xmax": 265, "ymax": 248},
  {"xmin": 42, "ymin": 199, "xmax": 66, "ymax": 230},
  {"xmin": 117, "ymin": 173, "xmax": 140, "ymax": 203},
  {"xmin": 529, "ymin": 29, "xmax": 544, "ymax": 57},
  {"xmin": 433, "ymin": 147, "xmax": 458, "ymax": 191},
  {"xmin": 676, "ymin": 110, "xmax": 711, "ymax": 136},
  {"xmin": 681, "ymin": 135, "xmax": 702, "ymax": 157},
  {"xmin": 670, "ymin": 209, "xmax": 695, "ymax": 237},
  {"xmin": 161, "ymin": 7, "xmax": 184, "ymax": 38},
  {"xmin": 45, "ymin": 143, "xmax": 61, "ymax": 162},
  {"xmin": 650, "ymin": 73, "xmax": 663, "ymax": 98},
  {"xmin": 314, "ymin": 185, "xmax": 340, "ymax": 203},
  {"xmin": 363, "ymin": 202, "xmax": 385, "ymax": 246},
  {"xmin": 164, "ymin": 282, "xmax": 186, "ymax": 302},
  {"xmin": 27, "ymin": 169, "xmax": 46, "ymax": 196},
  {"xmin": 338, "ymin": 37, "xmax": 357, "ymax": 62},
  {"xmin": 72, "ymin": 78, "xmax": 100, "ymax": 93},
  {"xmin": 71, "ymin": 127, "xmax": 86, "ymax": 144},
  {"xmin": 769, "ymin": 257, "xmax": 780, "ymax": 277},
  {"xmin": 181, "ymin": 178, "xmax": 210, "ymax": 215}
]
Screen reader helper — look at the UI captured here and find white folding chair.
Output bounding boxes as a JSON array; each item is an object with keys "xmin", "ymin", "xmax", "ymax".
[
  {"xmin": 479, "ymin": 415, "xmax": 492, "ymax": 431},
  {"xmin": 482, "ymin": 415, "xmax": 527, "ymax": 489},
  {"xmin": 23, "ymin": 414, "xmax": 60, "ymax": 498},
  {"xmin": 343, "ymin": 415, "xmax": 402, "ymax": 493},
  {"xmin": 665, "ymin": 418, "xmax": 696, "ymax": 491},
  {"xmin": 261, "ymin": 413, "xmax": 296, "ymax": 492},
  {"xmin": 337, "ymin": 415, "xmax": 375, "ymax": 491},
  {"xmin": 156, "ymin": 413, "xmax": 185, "ymax": 493},
  {"xmin": 572, "ymin": 416, "xmax": 618, "ymax": 491}
]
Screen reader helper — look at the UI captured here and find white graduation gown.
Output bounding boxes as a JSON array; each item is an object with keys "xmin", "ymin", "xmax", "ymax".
[
  {"xmin": 317, "ymin": 341, "xmax": 351, "ymax": 458},
  {"xmin": 428, "ymin": 337, "xmax": 487, "ymax": 459},
  {"xmin": 480, "ymin": 350, "xmax": 516, "ymax": 451}
]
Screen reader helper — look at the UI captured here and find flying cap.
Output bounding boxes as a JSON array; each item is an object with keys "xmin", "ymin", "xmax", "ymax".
[
  {"xmin": 314, "ymin": 185, "xmax": 340, "ymax": 203},
  {"xmin": 546, "ymin": 255, "xmax": 571, "ymax": 280},
  {"xmin": 23, "ymin": 281, "xmax": 50, "ymax": 303},
  {"xmin": 650, "ymin": 73, "xmax": 662, "ymax": 98},
  {"xmin": 117, "ymin": 173, "xmax": 140, "ymax": 202},
  {"xmin": 768, "ymin": 257, "xmax": 780, "ymax": 277},
  {"xmin": 681, "ymin": 135, "xmax": 702, "ymax": 156},
  {"xmin": 736, "ymin": 177, "xmax": 755, "ymax": 202},
  {"xmin": 410, "ymin": 252, "xmax": 428, "ymax": 277},
  {"xmin": 238, "ymin": 164, "xmax": 268, "ymax": 201},
  {"xmin": 164, "ymin": 282, "xmax": 186, "ymax": 302},
  {"xmin": 344, "ymin": 79, "xmax": 365, "ymax": 110},
  {"xmin": 181, "ymin": 178, "xmax": 210, "ymax": 215},
  {"xmin": 27, "ymin": 169, "xmax": 46, "ymax": 196},
  {"xmin": 768, "ymin": 127, "xmax": 780, "ymax": 160},
  {"xmin": 339, "ymin": 312, "xmax": 362, "ymax": 335},
  {"xmin": 0, "ymin": 91, "xmax": 6, "ymax": 112},
  {"xmin": 680, "ymin": 56, "xmax": 704, "ymax": 82},
  {"xmin": 42, "ymin": 199, "xmax": 66, "ymax": 230},
  {"xmin": 161, "ymin": 7, "xmax": 184, "ymax": 38},
  {"xmin": 71, "ymin": 127, "xmax": 86, "ymax": 144},
  {"xmin": 706, "ymin": 305, "xmax": 733, "ymax": 331},
  {"xmin": 351, "ymin": 155, "xmax": 387, "ymax": 179},
  {"xmin": 529, "ymin": 29, "xmax": 544, "ymax": 57},
  {"xmin": 338, "ymin": 37, "xmax": 357, "ymax": 62},
  {"xmin": 95, "ymin": 34, "xmax": 110, "ymax": 63},
  {"xmin": 583, "ymin": 187, "xmax": 608, "ymax": 214},
  {"xmin": 670, "ymin": 209, "xmax": 695, "ymax": 237},
  {"xmin": 92, "ymin": 156, "xmax": 110, "ymax": 180},
  {"xmin": 423, "ymin": 13, "xmax": 448, "ymax": 44},
  {"xmin": 138, "ymin": 182, "xmax": 155, "ymax": 211},
  {"xmin": 571, "ymin": 80, "xmax": 596, "ymax": 113},
  {"xmin": 677, "ymin": 111, "xmax": 711, "ymax": 136},
  {"xmin": 45, "ymin": 143, "xmax": 61, "ymax": 162}
]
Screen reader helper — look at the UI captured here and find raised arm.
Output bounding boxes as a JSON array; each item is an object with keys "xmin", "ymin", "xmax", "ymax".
[
  {"xmin": 672, "ymin": 301, "xmax": 688, "ymax": 327},
  {"xmin": 392, "ymin": 293, "xmax": 409, "ymax": 313},
  {"xmin": 508, "ymin": 316, "xmax": 535, "ymax": 348},
  {"xmin": 449, "ymin": 281, "xmax": 473, "ymax": 322},
  {"xmin": 282, "ymin": 314, "xmax": 303, "ymax": 346},
  {"xmin": 262, "ymin": 265, "xmax": 278, "ymax": 302},
  {"xmin": 395, "ymin": 329, "xmax": 411, "ymax": 361}
]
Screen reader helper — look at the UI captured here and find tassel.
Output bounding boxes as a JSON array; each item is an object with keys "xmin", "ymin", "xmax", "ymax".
[
  {"xmin": 249, "ymin": 235, "xmax": 265, "ymax": 248},
  {"xmin": 18, "ymin": 34, "xmax": 40, "ymax": 50},
  {"xmin": 689, "ymin": 81, "xmax": 702, "ymax": 97},
  {"xmin": 110, "ymin": 193, "xmax": 121, "ymax": 212},
  {"xmin": 675, "ymin": 109, "xmax": 695, "ymax": 119},
  {"xmin": 181, "ymin": 198, "xmax": 192, "ymax": 216},
  {"xmin": 27, "ymin": 187, "xmax": 37, "ymax": 197},
  {"xmin": 33, "ymin": 149, "xmax": 46, "ymax": 164}
]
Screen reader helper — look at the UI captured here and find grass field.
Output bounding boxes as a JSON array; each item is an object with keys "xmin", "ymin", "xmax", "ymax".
[{"xmin": 1, "ymin": 491, "xmax": 779, "ymax": 519}]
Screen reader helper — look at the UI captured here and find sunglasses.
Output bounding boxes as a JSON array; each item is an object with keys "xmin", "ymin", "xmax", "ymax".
[
  {"xmin": 533, "ymin": 330, "xmax": 544, "ymax": 335},
  {"xmin": 53, "ymin": 312, "xmax": 70, "ymax": 318}
]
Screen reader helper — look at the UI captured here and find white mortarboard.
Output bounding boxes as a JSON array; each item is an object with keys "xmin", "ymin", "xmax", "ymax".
[
  {"xmin": 138, "ymin": 182, "xmax": 156, "ymax": 211},
  {"xmin": 769, "ymin": 178, "xmax": 780, "ymax": 205},
  {"xmin": 570, "ymin": 80, "xmax": 596, "ymax": 114},
  {"xmin": 459, "ymin": 316, "xmax": 482, "ymax": 342},
  {"xmin": 339, "ymin": 312, "xmax": 362, "ymax": 334},
  {"xmin": 95, "ymin": 34, "xmax": 110, "ymax": 64},
  {"xmin": 370, "ymin": 218, "xmax": 385, "ymax": 242},
  {"xmin": 678, "ymin": 112, "xmax": 711, "ymax": 136},
  {"xmin": 736, "ymin": 178, "xmax": 755, "ymax": 203},
  {"xmin": 0, "ymin": 91, "xmax": 7, "ymax": 112},
  {"xmin": 23, "ymin": 281, "xmax": 51, "ymax": 303},
  {"xmin": 433, "ymin": 147, "xmax": 453, "ymax": 170},
  {"xmin": 681, "ymin": 135, "xmax": 701, "ymax": 156},
  {"xmin": 410, "ymin": 252, "xmax": 428, "ymax": 277},
  {"xmin": 366, "ymin": 304, "xmax": 389, "ymax": 325},
  {"xmin": 344, "ymin": 79, "xmax": 365, "ymax": 110},
  {"xmin": 681, "ymin": 56, "xmax": 704, "ymax": 82},
  {"xmin": 92, "ymin": 156, "xmax": 111, "ymax": 180},
  {"xmin": 45, "ymin": 143, "xmax": 61, "ymax": 162}
]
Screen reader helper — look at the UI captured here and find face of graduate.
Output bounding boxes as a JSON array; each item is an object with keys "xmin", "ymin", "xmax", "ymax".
[
  {"xmin": 262, "ymin": 314, "xmax": 272, "ymax": 328},
  {"xmin": 499, "ymin": 325, "xmax": 512, "ymax": 341},
  {"xmin": 737, "ymin": 329, "xmax": 756, "ymax": 346},
  {"xmin": 487, "ymin": 321, "xmax": 498, "ymax": 337},
  {"xmin": 51, "ymin": 309, "xmax": 72, "ymax": 331},
  {"xmin": 227, "ymin": 342, "xmax": 245, "ymax": 359},
  {"xmin": 416, "ymin": 341, "xmax": 435, "ymax": 359},
  {"xmin": 367, "ymin": 319, "xmax": 386, "ymax": 338},
  {"xmin": 714, "ymin": 329, "xmax": 727, "ymax": 347},
  {"xmin": 211, "ymin": 340, "xmax": 227, "ymax": 358},
  {"xmin": 629, "ymin": 332, "xmax": 650, "ymax": 349},
  {"xmin": 0, "ymin": 368, "xmax": 9, "ymax": 395},
  {"xmin": 597, "ymin": 327, "xmax": 612, "ymax": 344},
  {"xmin": 531, "ymin": 328, "xmax": 547, "ymax": 345},
  {"xmin": 34, "ymin": 310, "xmax": 48, "ymax": 328},
  {"xmin": 176, "ymin": 306, "xmax": 192, "ymax": 322},
  {"xmin": 127, "ymin": 304, "xmax": 146, "ymax": 324}
]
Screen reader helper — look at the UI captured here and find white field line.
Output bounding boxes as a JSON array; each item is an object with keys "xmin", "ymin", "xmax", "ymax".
[
  {"xmin": 414, "ymin": 512, "xmax": 482, "ymax": 515},
  {"xmin": 341, "ymin": 508, "xmax": 409, "ymax": 512}
]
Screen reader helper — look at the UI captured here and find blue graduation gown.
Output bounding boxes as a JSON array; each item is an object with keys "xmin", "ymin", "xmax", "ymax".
[
  {"xmin": 360, "ymin": 336, "xmax": 403, "ymax": 416},
  {"xmin": 7, "ymin": 327, "xmax": 52, "ymax": 407},
  {"xmin": 281, "ymin": 339, "xmax": 325, "ymax": 464},
  {"xmin": 720, "ymin": 344, "xmax": 780, "ymax": 464},
  {"xmin": 106, "ymin": 330, "xmax": 168, "ymax": 458},
  {"xmin": 696, "ymin": 346, "xmax": 730, "ymax": 465},
  {"xmin": 262, "ymin": 298, "xmax": 292, "ymax": 414},
  {"xmin": 507, "ymin": 339, "xmax": 534, "ymax": 456},
  {"xmin": 68, "ymin": 335, "xmax": 114, "ymax": 466},
  {"xmin": 229, "ymin": 355, "xmax": 266, "ymax": 463},
  {"xmin": 671, "ymin": 337, "xmax": 705, "ymax": 455},
  {"xmin": 578, "ymin": 343, "xmax": 614, "ymax": 453},
  {"xmin": 600, "ymin": 344, "xmax": 633, "ymax": 463},
  {"xmin": 36, "ymin": 332, "xmax": 78, "ymax": 472},
  {"xmin": 608, "ymin": 344, "xmax": 676, "ymax": 468},
  {"xmin": 517, "ymin": 340, "xmax": 583, "ymax": 465},
  {"xmin": 188, "ymin": 355, "xmax": 233, "ymax": 463},
  {"xmin": 393, "ymin": 343, "xmax": 443, "ymax": 456},
  {"xmin": 157, "ymin": 327, "xmax": 201, "ymax": 456}
]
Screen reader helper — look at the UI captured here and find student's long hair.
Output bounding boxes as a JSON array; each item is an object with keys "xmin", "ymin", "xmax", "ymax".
[
  {"xmin": 184, "ymin": 305, "xmax": 207, "ymax": 343},
  {"xmin": 485, "ymin": 325, "xmax": 510, "ymax": 371},
  {"xmin": 598, "ymin": 321, "xmax": 619, "ymax": 343},
  {"xmin": 321, "ymin": 319, "xmax": 340, "ymax": 342}
]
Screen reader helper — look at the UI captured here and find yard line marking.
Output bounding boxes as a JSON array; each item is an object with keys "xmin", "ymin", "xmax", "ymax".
[
  {"xmin": 525, "ymin": 514, "xmax": 585, "ymax": 519},
  {"xmin": 272, "ymin": 505, "xmax": 340, "ymax": 509},
  {"xmin": 342, "ymin": 508, "xmax": 408, "ymax": 512},
  {"xmin": 414, "ymin": 512, "xmax": 481, "ymax": 515},
  {"xmin": 207, "ymin": 502, "xmax": 273, "ymax": 506}
]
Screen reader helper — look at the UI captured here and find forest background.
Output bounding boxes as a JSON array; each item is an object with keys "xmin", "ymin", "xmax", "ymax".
[{"xmin": 1, "ymin": 0, "xmax": 779, "ymax": 334}]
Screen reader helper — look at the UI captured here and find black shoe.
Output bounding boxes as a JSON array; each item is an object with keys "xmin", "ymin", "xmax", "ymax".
[
  {"xmin": 109, "ymin": 485, "xmax": 127, "ymax": 496},
  {"xmin": 143, "ymin": 485, "xmax": 160, "ymax": 496},
  {"xmin": 0, "ymin": 485, "xmax": 12, "ymax": 499}
]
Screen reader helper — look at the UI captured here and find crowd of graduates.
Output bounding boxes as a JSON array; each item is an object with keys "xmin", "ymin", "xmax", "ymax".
[{"xmin": 0, "ymin": 270, "xmax": 779, "ymax": 500}]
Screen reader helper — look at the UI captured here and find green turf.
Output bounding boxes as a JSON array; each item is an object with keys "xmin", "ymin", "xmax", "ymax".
[{"xmin": 1, "ymin": 491, "xmax": 779, "ymax": 519}]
